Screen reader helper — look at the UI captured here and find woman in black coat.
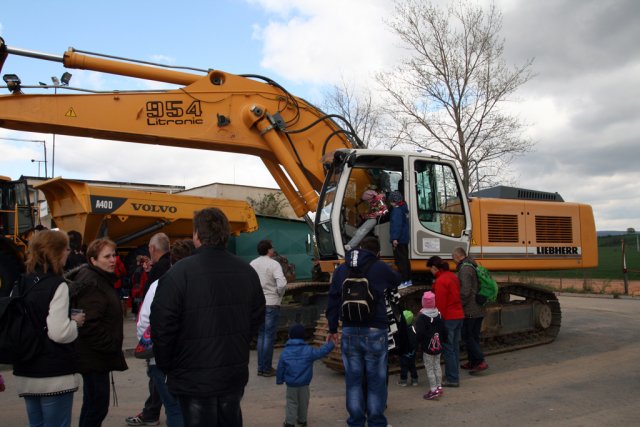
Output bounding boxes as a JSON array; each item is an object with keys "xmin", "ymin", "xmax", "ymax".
[
  {"xmin": 67, "ymin": 237, "xmax": 128, "ymax": 427},
  {"xmin": 13, "ymin": 230, "xmax": 86, "ymax": 427}
]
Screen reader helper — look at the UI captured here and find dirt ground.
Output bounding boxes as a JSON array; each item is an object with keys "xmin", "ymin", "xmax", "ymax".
[{"xmin": 1, "ymin": 294, "xmax": 639, "ymax": 426}]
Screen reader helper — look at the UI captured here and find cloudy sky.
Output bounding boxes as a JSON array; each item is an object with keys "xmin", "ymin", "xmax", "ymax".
[{"xmin": 0, "ymin": 0, "xmax": 638, "ymax": 231}]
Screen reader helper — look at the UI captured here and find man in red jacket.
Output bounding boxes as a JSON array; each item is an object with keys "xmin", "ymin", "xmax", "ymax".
[{"xmin": 428, "ymin": 256, "xmax": 465, "ymax": 387}]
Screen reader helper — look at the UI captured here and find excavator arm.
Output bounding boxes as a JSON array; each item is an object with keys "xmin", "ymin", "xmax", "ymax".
[{"xmin": 0, "ymin": 37, "xmax": 362, "ymax": 217}]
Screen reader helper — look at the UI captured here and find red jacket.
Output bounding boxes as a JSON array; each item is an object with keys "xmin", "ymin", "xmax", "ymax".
[
  {"xmin": 113, "ymin": 256, "xmax": 127, "ymax": 289},
  {"xmin": 433, "ymin": 270, "xmax": 464, "ymax": 320}
]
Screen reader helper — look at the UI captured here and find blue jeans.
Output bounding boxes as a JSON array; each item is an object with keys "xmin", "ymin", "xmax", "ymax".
[
  {"xmin": 25, "ymin": 392, "xmax": 74, "ymax": 427},
  {"xmin": 257, "ymin": 306, "xmax": 280, "ymax": 373},
  {"xmin": 341, "ymin": 326, "xmax": 388, "ymax": 427},
  {"xmin": 148, "ymin": 364, "xmax": 184, "ymax": 427},
  {"xmin": 443, "ymin": 319, "xmax": 463, "ymax": 383},
  {"xmin": 462, "ymin": 317, "xmax": 485, "ymax": 366},
  {"xmin": 79, "ymin": 372, "xmax": 110, "ymax": 427}
]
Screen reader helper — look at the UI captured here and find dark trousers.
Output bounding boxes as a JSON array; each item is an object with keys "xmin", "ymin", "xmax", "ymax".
[
  {"xmin": 141, "ymin": 376, "xmax": 163, "ymax": 420},
  {"xmin": 393, "ymin": 244, "xmax": 411, "ymax": 282},
  {"xmin": 462, "ymin": 317, "xmax": 485, "ymax": 366},
  {"xmin": 178, "ymin": 392, "xmax": 244, "ymax": 427},
  {"xmin": 399, "ymin": 354, "xmax": 418, "ymax": 380},
  {"xmin": 79, "ymin": 372, "xmax": 110, "ymax": 427}
]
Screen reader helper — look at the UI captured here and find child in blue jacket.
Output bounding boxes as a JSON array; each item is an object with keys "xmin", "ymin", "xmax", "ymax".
[{"xmin": 276, "ymin": 324, "xmax": 335, "ymax": 427}]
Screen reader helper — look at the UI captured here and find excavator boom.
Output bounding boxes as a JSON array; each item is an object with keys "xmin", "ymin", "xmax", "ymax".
[{"xmin": 0, "ymin": 38, "xmax": 361, "ymax": 218}]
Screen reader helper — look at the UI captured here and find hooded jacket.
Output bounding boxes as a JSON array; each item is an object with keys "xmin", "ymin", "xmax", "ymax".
[
  {"xmin": 389, "ymin": 201, "xmax": 410, "ymax": 245},
  {"xmin": 326, "ymin": 248, "xmax": 401, "ymax": 333},
  {"xmin": 66, "ymin": 265, "xmax": 128, "ymax": 373},
  {"xmin": 432, "ymin": 270, "xmax": 465, "ymax": 321},
  {"xmin": 151, "ymin": 245, "xmax": 266, "ymax": 397},
  {"xmin": 456, "ymin": 257, "xmax": 485, "ymax": 318},
  {"xmin": 276, "ymin": 339, "xmax": 335, "ymax": 387}
]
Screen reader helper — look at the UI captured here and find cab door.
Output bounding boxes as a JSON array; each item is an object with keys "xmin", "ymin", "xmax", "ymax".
[{"xmin": 409, "ymin": 156, "xmax": 471, "ymax": 259}]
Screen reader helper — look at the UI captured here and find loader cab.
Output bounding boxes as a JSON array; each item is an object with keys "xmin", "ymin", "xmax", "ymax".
[
  {"xmin": 315, "ymin": 150, "xmax": 471, "ymax": 263},
  {"xmin": 0, "ymin": 178, "xmax": 36, "ymax": 296},
  {"xmin": 0, "ymin": 178, "xmax": 36, "ymax": 240}
]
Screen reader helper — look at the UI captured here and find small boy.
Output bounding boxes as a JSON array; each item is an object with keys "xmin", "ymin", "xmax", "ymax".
[
  {"xmin": 415, "ymin": 291, "xmax": 447, "ymax": 400},
  {"xmin": 389, "ymin": 190, "xmax": 412, "ymax": 289},
  {"xmin": 397, "ymin": 310, "xmax": 419, "ymax": 387},
  {"xmin": 276, "ymin": 324, "xmax": 335, "ymax": 427}
]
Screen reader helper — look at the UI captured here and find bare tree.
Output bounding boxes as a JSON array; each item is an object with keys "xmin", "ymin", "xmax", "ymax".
[
  {"xmin": 321, "ymin": 78, "xmax": 387, "ymax": 148},
  {"xmin": 378, "ymin": 0, "xmax": 534, "ymax": 194}
]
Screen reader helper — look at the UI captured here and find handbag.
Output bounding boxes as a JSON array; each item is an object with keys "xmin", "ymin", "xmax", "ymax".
[{"xmin": 134, "ymin": 325, "xmax": 154, "ymax": 359}]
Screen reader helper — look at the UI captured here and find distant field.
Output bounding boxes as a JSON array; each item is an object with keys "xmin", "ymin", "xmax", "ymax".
[{"xmin": 508, "ymin": 234, "xmax": 640, "ymax": 281}]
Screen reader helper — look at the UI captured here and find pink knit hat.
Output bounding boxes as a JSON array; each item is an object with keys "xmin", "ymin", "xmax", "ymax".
[{"xmin": 422, "ymin": 291, "xmax": 436, "ymax": 309}]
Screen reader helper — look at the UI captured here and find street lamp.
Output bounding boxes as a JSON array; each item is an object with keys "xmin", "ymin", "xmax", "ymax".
[
  {"xmin": 0, "ymin": 137, "xmax": 48, "ymax": 178},
  {"xmin": 31, "ymin": 159, "xmax": 46, "ymax": 177},
  {"xmin": 50, "ymin": 73, "xmax": 72, "ymax": 177}
]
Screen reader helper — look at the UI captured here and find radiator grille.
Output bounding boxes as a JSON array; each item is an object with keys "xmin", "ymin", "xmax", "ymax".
[
  {"xmin": 536, "ymin": 216, "xmax": 573, "ymax": 243},
  {"xmin": 487, "ymin": 214, "xmax": 519, "ymax": 242}
]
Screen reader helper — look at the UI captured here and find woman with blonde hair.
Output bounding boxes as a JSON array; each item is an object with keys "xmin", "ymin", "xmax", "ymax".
[
  {"xmin": 66, "ymin": 237, "xmax": 128, "ymax": 427},
  {"xmin": 13, "ymin": 229, "xmax": 86, "ymax": 427}
]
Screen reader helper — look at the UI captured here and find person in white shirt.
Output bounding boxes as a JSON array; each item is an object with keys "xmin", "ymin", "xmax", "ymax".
[{"xmin": 250, "ymin": 240, "xmax": 287, "ymax": 377}]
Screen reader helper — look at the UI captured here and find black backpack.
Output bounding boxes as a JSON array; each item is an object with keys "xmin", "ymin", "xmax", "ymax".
[
  {"xmin": 0, "ymin": 275, "xmax": 48, "ymax": 364},
  {"xmin": 341, "ymin": 258, "xmax": 376, "ymax": 322}
]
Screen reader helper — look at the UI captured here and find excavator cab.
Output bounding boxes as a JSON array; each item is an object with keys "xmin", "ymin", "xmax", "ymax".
[{"xmin": 315, "ymin": 150, "xmax": 472, "ymax": 267}]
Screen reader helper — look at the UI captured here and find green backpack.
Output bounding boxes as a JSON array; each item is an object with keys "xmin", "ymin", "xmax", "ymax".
[{"xmin": 463, "ymin": 262, "xmax": 498, "ymax": 305}]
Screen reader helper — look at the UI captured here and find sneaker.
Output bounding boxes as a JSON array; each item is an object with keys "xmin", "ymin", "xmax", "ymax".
[
  {"xmin": 397, "ymin": 379, "xmax": 407, "ymax": 387},
  {"xmin": 470, "ymin": 361, "xmax": 489, "ymax": 373},
  {"xmin": 436, "ymin": 386, "xmax": 444, "ymax": 396},
  {"xmin": 441, "ymin": 380, "xmax": 459, "ymax": 387},
  {"xmin": 411, "ymin": 378, "xmax": 419, "ymax": 386},
  {"xmin": 262, "ymin": 367, "xmax": 277, "ymax": 377},
  {"xmin": 423, "ymin": 389, "xmax": 440, "ymax": 400},
  {"xmin": 398, "ymin": 281, "xmax": 413, "ymax": 290},
  {"xmin": 460, "ymin": 362, "xmax": 474, "ymax": 370},
  {"xmin": 126, "ymin": 414, "xmax": 160, "ymax": 426}
]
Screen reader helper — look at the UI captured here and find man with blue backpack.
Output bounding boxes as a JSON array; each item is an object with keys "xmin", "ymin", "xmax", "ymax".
[
  {"xmin": 452, "ymin": 247, "xmax": 489, "ymax": 373},
  {"xmin": 326, "ymin": 236, "xmax": 401, "ymax": 427}
]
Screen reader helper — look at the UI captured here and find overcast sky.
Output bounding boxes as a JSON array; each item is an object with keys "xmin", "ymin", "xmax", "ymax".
[{"xmin": 0, "ymin": 0, "xmax": 638, "ymax": 231}]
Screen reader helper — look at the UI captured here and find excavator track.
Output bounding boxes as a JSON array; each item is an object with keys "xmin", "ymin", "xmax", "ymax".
[{"xmin": 314, "ymin": 281, "xmax": 561, "ymax": 373}]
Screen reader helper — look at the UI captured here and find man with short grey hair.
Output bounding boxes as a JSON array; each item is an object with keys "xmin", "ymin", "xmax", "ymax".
[
  {"xmin": 452, "ymin": 247, "xmax": 488, "ymax": 373},
  {"xmin": 126, "ymin": 232, "xmax": 172, "ymax": 427}
]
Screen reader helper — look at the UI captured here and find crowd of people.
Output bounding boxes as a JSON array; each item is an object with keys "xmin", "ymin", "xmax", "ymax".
[{"xmin": 4, "ymin": 201, "xmax": 489, "ymax": 427}]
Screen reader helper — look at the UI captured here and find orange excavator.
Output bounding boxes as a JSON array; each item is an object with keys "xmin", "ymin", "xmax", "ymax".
[{"xmin": 0, "ymin": 38, "xmax": 597, "ymax": 367}]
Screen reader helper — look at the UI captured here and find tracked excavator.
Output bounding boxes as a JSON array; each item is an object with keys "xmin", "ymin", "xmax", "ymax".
[{"xmin": 0, "ymin": 38, "xmax": 597, "ymax": 371}]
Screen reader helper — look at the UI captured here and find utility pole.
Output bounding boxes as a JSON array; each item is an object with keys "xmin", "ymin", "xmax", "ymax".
[{"xmin": 622, "ymin": 238, "xmax": 629, "ymax": 295}]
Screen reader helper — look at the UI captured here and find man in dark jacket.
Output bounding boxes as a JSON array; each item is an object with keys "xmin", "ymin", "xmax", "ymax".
[
  {"xmin": 326, "ymin": 236, "xmax": 401, "ymax": 427},
  {"xmin": 452, "ymin": 246, "xmax": 488, "ymax": 373},
  {"xmin": 151, "ymin": 208, "xmax": 265, "ymax": 427},
  {"xmin": 126, "ymin": 232, "xmax": 171, "ymax": 427},
  {"xmin": 146, "ymin": 232, "xmax": 171, "ymax": 294}
]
